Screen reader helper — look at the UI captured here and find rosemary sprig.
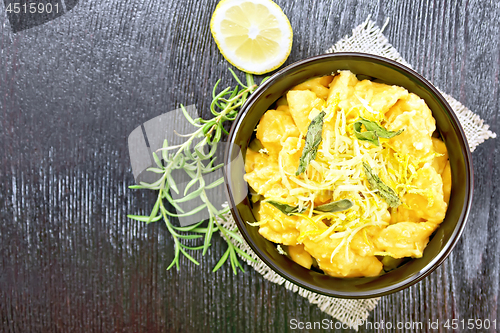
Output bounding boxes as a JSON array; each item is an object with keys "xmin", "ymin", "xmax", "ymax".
[{"xmin": 128, "ymin": 69, "xmax": 262, "ymax": 273}]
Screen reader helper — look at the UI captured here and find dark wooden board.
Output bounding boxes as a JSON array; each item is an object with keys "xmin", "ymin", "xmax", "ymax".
[{"xmin": 0, "ymin": 0, "xmax": 499, "ymax": 332}]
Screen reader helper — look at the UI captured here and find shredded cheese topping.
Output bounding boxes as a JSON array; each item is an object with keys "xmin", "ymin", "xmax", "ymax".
[{"xmin": 244, "ymin": 70, "xmax": 449, "ymax": 278}]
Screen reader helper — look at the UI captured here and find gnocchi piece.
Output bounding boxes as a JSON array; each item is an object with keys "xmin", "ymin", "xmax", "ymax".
[
  {"xmin": 327, "ymin": 71, "xmax": 359, "ymax": 120},
  {"xmin": 305, "ymin": 236, "xmax": 383, "ymax": 277},
  {"xmin": 386, "ymin": 106, "xmax": 436, "ymax": 160},
  {"xmin": 354, "ymin": 80, "xmax": 408, "ymax": 118},
  {"xmin": 442, "ymin": 161, "xmax": 452, "ymax": 205},
  {"xmin": 396, "ymin": 205, "xmax": 426, "ymax": 223},
  {"xmin": 374, "ymin": 222, "xmax": 437, "ymax": 258},
  {"xmin": 385, "ymin": 93, "xmax": 430, "ymax": 124},
  {"xmin": 279, "ymin": 136, "xmax": 304, "ymax": 174},
  {"xmin": 402, "ymin": 164, "xmax": 447, "ymax": 224},
  {"xmin": 276, "ymin": 96, "xmax": 288, "ymax": 106},
  {"xmin": 256, "ymin": 109, "xmax": 300, "ymax": 156},
  {"xmin": 244, "ymin": 149, "xmax": 288, "ymax": 199},
  {"xmin": 349, "ymin": 226, "xmax": 384, "ymax": 257},
  {"xmin": 292, "ymin": 76, "xmax": 332, "ymax": 100},
  {"xmin": 297, "ymin": 218, "xmax": 383, "ymax": 277},
  {"xmin": 288, "ymin": 244, "xmax": 313, "ymax": 269},
  {"xmin": 276, "ymin": 104, "xmax": 289, "ymax": 112},
  {"xmin": 287, "ymin": 90, "xmax": 325, "ymax": 135},
  {"xmin": 258, "ymin": 202, "xmax": 300, "ymax": 245},
  {"xmin": 431, "ymin": 137, "xmax": 449, "ymax": 175}
]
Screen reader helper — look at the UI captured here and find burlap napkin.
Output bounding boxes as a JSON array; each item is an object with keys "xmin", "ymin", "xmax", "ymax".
[{"xmin": 217, "ymin": 16, "xmax": 496, "ymax": 330}]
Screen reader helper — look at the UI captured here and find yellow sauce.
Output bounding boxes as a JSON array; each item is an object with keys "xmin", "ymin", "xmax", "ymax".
[{"xmin": 244, "ymin": 70, "xmax": 451, "ymax": 278}]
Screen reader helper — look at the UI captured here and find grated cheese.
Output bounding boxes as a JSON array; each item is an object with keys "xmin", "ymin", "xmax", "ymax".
[{"xmin": 244, "ymin": 72, "xmax": 449, "ymax": 278}]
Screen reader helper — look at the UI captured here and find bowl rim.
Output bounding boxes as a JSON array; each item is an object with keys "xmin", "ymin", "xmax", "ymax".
[{"xmin": 224, "ymin": 52, "xmax": 473, "ymax": 298}]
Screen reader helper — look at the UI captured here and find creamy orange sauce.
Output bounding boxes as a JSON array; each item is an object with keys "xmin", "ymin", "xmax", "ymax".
[{"xmin": 244, "ymin": 70, "xmax": 451, "ymax": 278}]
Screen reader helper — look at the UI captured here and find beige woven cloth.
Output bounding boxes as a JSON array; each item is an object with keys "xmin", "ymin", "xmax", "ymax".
[{"xmin": 218, "ymin": 16, "xmax": 496, "ymax": 330}]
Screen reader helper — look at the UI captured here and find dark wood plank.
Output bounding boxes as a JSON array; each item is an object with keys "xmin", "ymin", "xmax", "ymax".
[{"xmin": 0, "ymin": 0, "xmax": 498, "ymax": 332}]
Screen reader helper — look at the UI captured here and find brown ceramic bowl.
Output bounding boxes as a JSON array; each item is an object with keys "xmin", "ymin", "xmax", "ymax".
[{"xmin": 223, "ymin": 53, "xmax": 473, "ymax": 298}]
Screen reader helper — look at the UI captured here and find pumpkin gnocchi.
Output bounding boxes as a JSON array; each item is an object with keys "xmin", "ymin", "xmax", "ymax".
[{"xmin": 244, "ymin": 70, "xmax": 451, "ymax": 278}]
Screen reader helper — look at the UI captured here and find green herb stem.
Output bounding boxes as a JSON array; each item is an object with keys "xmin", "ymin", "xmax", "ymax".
[{"xmin": 129, "ymin": 70, "xmax": 263, "ymax": 273}]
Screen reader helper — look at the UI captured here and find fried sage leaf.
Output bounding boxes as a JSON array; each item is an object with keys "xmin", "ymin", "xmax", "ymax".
[
  {"xmin": 265, "ymin": 200, "xmax": 306, "ymax": 216},
  {"xmin": 314, "ymin": 199, "xmax": 354, "ymax": 213},
  {"xmin": 354, "ymin": 117, "xmax": 403, "ymax": 146},
  {"xmin": 296, "ymin": 111, "xmax": 325, "ymax": 175},
  {"xmin": 362, "ymin": 162, "xmax": 402, "ymax": 208},
  {"xmin": 266, "ymin": 199, "xmax": 353, "ymax": 216}
]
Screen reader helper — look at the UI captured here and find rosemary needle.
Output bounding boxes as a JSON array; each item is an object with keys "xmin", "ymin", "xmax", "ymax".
[{"xmin": 128, "ymin": 69, "xmax": 263, "ymax": 273}]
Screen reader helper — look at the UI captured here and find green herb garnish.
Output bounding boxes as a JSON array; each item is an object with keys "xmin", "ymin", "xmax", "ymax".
[
  {"xmin": 128, "ymin": 69, "xmax": 264, "ymax": 274},
  {"xmin": 362, "ymin": 162, "xmax": 401, "ymax": 208},
  {"xmin": 354, "ymin": 117, "xmax": 403, "ymax": 146},
  {"xmin": 314, "ymin": 199, "xmax": 354, "ymax": 213},
  {"xmin": 265, "ymin": 198, "xmax": 353, "ymax": 215},
  {"xmin": 296, "ymin": 111, "xmax": 325, "ymax": 175},
  {"xmin": 266, "ymin": 200, "xmax": 306, "ymax": 216}
]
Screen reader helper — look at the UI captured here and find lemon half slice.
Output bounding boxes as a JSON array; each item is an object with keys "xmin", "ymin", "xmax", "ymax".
[{"xmin": 210, "ymin": 0, "xmax": 293, "ymax": 74}]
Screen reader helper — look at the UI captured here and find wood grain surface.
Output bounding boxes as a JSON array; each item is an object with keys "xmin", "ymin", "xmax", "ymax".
[{"xmin": 0, "ymin": 0, "xmax": 499, "ymax": 332}]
